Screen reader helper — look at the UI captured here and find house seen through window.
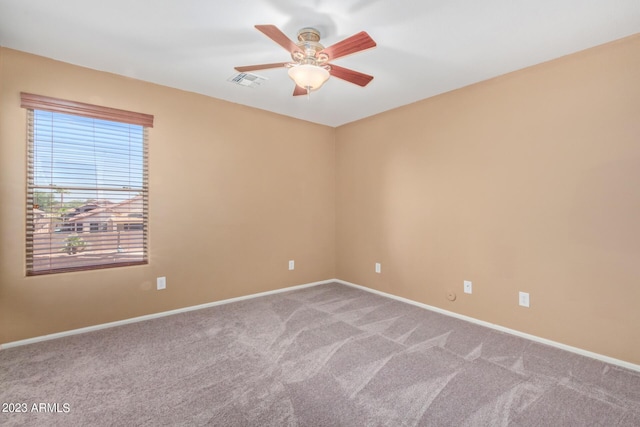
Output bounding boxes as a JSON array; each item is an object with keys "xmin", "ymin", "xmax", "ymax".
[{"xmin": 22, "ymin": 93, "xmax": 154, "ymax": 275}]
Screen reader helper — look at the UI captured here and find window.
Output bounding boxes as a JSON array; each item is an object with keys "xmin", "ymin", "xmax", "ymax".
[{"xmin": 21, "ymin": 93, "xmax": 154, "ymax": 275}]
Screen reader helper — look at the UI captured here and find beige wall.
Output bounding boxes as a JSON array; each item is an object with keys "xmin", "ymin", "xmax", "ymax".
[
  {"xmin": 2, "ymin": 35, "xmax": 639, "ymax": 365},
  {"xmin": 0, "ymin": 48, "xmax": 336, "ymax": 343},
  {"xmin": 336, "ymin": 34, "xmax": 640, "ymax": 364}
]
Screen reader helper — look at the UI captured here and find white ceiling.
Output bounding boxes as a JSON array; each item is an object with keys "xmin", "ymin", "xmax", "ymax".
[{"xmin": 1, "ymin": 0, "xmax": 639, "ymax": 127}]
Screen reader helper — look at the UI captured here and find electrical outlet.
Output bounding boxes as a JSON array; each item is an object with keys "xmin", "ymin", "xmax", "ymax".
[
  {"xmin": 288, "ymin": 260, "xmax": 295, "ymax": 270},
  {"xmin": 375, "ymin": 263, "xmax": 381, "ymax": 274},
  {"xmin": 464, "ymin": 280, "xmax": 472, "ymax": 294},
  {"xmin": 519, "ymin": 292, "xmax": 530, "ymax": 307},
  {"xmin": 157, "ymin": 277, "xmax": 166, "ymax": 290}
]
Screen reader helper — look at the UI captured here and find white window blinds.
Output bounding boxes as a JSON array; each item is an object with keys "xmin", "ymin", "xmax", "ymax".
[{"xmin": 22, "ymin": 93, "xmax": 153, "ymax": 275}]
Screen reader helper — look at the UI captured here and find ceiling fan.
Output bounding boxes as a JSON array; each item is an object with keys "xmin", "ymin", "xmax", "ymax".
[{"xmin": 235, "ymin": 25, "xmax": 376, "ymax": 96}]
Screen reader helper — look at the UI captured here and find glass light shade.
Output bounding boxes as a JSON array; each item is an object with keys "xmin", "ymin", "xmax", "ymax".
[{"xmin": 287, "ymin": 64, "xmax": 330, "ymax": 91}]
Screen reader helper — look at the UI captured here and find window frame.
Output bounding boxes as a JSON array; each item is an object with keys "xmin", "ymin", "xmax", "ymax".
[{"xmin": 21, "ymin": 93, "xmax": 154, "ymax": 276}]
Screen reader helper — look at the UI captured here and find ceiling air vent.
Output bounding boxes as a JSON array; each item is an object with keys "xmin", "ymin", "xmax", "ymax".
[{"xmin": 228, "ymin": 72, "xmax": 267, "ymax": 88}]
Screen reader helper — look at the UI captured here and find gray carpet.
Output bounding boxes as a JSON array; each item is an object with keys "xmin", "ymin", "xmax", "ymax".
[{"xmin": 1, "ymin": 282, "xmax": 639, "ymax": 426}]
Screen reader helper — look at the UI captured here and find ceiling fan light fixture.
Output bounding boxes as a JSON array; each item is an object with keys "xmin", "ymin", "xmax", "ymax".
[
  {"xmin": 235, "ymin": 25, "xmax": 376, "ymax": 96},
  {"xmin": 287, "ymin": 64, "xmax": 330, "ymax": 91}
]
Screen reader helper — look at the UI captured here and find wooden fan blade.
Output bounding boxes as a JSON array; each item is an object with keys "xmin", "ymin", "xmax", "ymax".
[
  {"xmin": 255, "ymin": 24, "xmax": 300, "ymax": 53},
  {"xmin": 318, "ymin": 31, "xmax": 376, "ymax": 61},
  {"xmin": 234, "ymin": 62, "xmax": 288, "ymax": 72},
  {"xmin": 329, "ymin": 64, "xmax": 374, "ymax": 87},
  {"xmin": 293, "ymin": 85, "xmax": 307, "ymax": 96}
]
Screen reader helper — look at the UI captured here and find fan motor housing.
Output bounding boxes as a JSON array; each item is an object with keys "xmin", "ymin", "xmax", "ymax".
[
  {"xmin": 292, "ymin": 27, "xmax": 328, "ymax": 64},
  {"xmin": 297, "ymin": 27, "xmax": 321, "ymax": 42}
]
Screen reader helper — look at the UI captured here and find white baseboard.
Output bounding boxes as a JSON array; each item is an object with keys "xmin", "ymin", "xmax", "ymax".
[
  {"xmin": 335, "ymin": 279, "xmax": 640, "ymax": 373},
  {"xmin": 0, "ymin": 279, "xmax": 333, "ymax": 350},
  {"xmin": 3, "ymin": 277, "xmax": 639, "ymax": 373}
]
